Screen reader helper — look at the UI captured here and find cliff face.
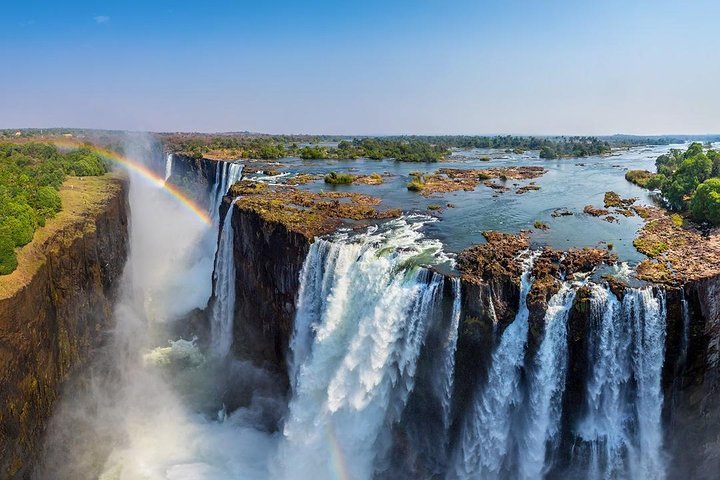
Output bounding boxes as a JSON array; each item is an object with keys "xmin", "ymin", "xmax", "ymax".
[
  {"xmin": 0, "ymin": 175, "xmax": 128, "ymax": 479},
  {"xmin": 228, "ymin": 203, "xmax": 311, "ymax": 384},
  {"xmin": 168, "ymin": 153, "xmax": 221, "ymax": 208},
  {"xmin": 665, "ymin": 275, "xmax": 720, "ymax": 479}
]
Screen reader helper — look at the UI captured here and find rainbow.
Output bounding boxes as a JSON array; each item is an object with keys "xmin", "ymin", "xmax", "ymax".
[
  {"xmin": 51, "ymin": 139, "xmax": 212, "ymax": 226},
  {"xmin": 326, "ymin": 421, "xmax": 351, "ymax": 480}
]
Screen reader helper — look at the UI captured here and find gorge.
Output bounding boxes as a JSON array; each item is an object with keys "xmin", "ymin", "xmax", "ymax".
[{"xmin": 1, "ymin": 137, "xmax": 719, "ymax": 480}]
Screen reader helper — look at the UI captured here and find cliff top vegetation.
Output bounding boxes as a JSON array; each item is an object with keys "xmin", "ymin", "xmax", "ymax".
[
  {"xmin": 0, "ymin": 142, "xmax": 108, "ymax": 275},
  {"xmin": 0, "ymin": 174, "xmax": 123, "ymax": 298},
  {"xmin": 229, "ymin": 180, "xmax": 401, "ymax": 238}
]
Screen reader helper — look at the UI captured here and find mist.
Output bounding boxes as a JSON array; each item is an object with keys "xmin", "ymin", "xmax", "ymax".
[{"xmin": 35, "ymin": 134, "xmax": 280, "ymax": 480}]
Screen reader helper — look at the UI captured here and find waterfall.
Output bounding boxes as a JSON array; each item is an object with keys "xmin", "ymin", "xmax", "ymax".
[
  {"xmin": 516, "ymin": 282, "xmax": 577, "ymax": 479},
  {"xmin": 164, "ymin": 153, "xmax": 173, "ymax": 181},
  {"xmin": 209, "ymin": 198, "xmax": 239, "ymax": 357},
  {"xmin": 577, "ymin": 285, "xmax": 667, "ymax": 480},
  {"xmin": 629, "ymin": 288, "xmax": 666, "ymax": 479},
  {"xmin": 439, "ymin": 277, "xmax": 462, "ymax": 431},
  {"xmin": 453, "ymin": 252, "xmax": 537, "ymax": 479},
  {"xmin": 210, "ymin": 161, "xmax": 243, "ymax": 222},
  {"xmin": 275, "ymin": 217, "xmax": 448, "ymax": 480}
]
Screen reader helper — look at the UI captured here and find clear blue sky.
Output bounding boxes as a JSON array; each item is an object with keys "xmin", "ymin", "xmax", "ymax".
[{"xmin": 1, "ymin": 0, "xmax": 719, "ymax": 135}]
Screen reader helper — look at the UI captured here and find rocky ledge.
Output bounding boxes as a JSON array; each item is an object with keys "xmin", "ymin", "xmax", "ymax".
[
  {"xmin": 632, "ymin": 206, "xmax": 720, "ymax": 285},
  {"xmin": 229, "ymin": 180, "xmax": 401, "ymax": 238},
  {"xmin": 407, "ymin": 166, "xmax": 546, "ymax": 196}
]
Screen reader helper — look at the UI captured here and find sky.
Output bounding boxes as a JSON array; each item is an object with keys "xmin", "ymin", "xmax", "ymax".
[{"xmin": 1, "ymin": 0, "xmax": 719, "ymax": 135}]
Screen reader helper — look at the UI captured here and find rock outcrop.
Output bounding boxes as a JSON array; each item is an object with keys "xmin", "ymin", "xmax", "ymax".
[{"xmin": 0, "ymin": 175, "xmax": 128, "ymax": 479}]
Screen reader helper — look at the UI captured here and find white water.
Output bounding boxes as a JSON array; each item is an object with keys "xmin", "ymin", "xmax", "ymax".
[
  {"xmin": 577, "ymin": 285, "xmax": 667, "ymax": 480},
  {"xmin": 438, "ymin": 277, "xmax": 462, "ymax": 431},
  {"xmin": 210, "ymin": 162, "xmax": 243, "ymax": 224},
  {"xmin": 516, "ymin": 282, "xmax": 577, "ymax": 479},
  {"xmin": 275, "ymin": 217, "xmax": 448, "ymax": 480},
  {"xmin": 164, "ymin": 153, "xmax": 174, "ymax": 181},
  {"xmin": 453, "ymin": 253, "xmax": 537, "ymax": 479},
  {"xmin": 209, "ymin": 198, "xmax": 240, "ymax": 357}
]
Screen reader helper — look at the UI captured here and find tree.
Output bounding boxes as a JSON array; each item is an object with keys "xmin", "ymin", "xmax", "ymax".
[
  {"xmin": 690, "ymin": 178, "xmax": 720, "ymax": 224},
  {"xmin": 661, "ymin": 152, "xmax": 712, "ymax": 210}
]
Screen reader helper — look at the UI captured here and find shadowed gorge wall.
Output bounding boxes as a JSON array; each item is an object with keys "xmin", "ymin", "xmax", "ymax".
[
  {"xmin": 0, "ymin": 176, "xmax": 128, "ymax": 479},
  {"xmin": 228, "ymin": 202, "xmax": 311, "ymax": 386}
]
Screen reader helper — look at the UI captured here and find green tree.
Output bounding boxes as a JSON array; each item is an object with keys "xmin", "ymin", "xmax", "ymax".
[
  {"xmin": 690, "ymin": 178, "xmax": 720, "ymax": 224},
  {"xmin": 662, "ymin": 153, "xmax": 712, "ymax": 210}
]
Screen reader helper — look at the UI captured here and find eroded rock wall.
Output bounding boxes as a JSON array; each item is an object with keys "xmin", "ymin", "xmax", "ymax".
[{"xmin": 228, "ymin": 203, "xmax": 311, "ymax": 385}]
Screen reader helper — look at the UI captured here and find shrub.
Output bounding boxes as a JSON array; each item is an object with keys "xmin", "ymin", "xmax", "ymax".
[
  {"xmin": 324, "ymin": 171, "xmax": 354, "ymax": 185},
  {"xmin": 0, "ymin": 230, "xmax": 17, "ymax": 275},
  {"xmin": 407, "ymin": 176, "xmax": 425, "ymax": 191},
  {"xmin": 625, "ymin": 169, "xmax": 665, "ymax": 189}
]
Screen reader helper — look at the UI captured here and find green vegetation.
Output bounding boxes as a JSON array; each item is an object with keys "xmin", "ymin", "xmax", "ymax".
[
  {"xmin": 407, "ymin": 172, "xmax": 426, "ymax": 191},
  {"xmin": 324, "ymin": 171, "xmax": 354, "ymax": 185},
  {"xmin": 533, "ymin": 220, "xmax": 549, "ymax": 230},
  {"xmin": 0, "ymin": 143, "xmax": 107, "ymax": 274},
  {"xmin": 625, "ymin": 169, "xmax": 665, "ymax": 189},
  {"xmin": 627, "ymin": 142, "xmax": 720, "ymax": 225},
  {"xmin": 633, "ymin": 237, "xmax": 669, "ymax": 257},
  {"xmin": 690, "ymin": 178, "xmax": 720, "ymax": 224}
]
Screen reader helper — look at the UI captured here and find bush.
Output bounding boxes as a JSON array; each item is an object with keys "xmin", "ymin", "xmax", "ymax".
[
  {"xmin": 324, "ymin": 171, "xmax": 354, "ymax": 185},
  {"xmin": 0, "ymin": 230, "xmax": 17, "ymax": 275},
  {"xmin": 35, "ymin": 186, "xmax": 62, "ymax": 216},
  {"xmin": 625, "ymin": 169, "xmax": 665, "ymax": 189},
  {"xmin": 407, "ymin": 179, "xmax": 425, "ymax": 191},
  {"xmin": 690, "ymin": 178, "xmax": 720, "ymax": 224}
]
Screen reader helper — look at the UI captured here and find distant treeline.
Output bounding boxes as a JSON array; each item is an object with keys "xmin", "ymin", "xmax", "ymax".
[
  {"xmin": 386, "ymin": 135, "xmax": 612, "ymax": 159},
  {"xmin": 162, "ymin": 134, "xmax": 614, "ymax": 161},
  {"xmin": 0, "ymin": 143, "xmax": 107, "ymax": 274}
]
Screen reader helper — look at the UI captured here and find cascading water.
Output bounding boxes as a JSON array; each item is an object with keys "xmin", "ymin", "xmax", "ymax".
[
  {"xmin": 575, "ymin": 285, "xmax": 667, "ymax": 480},
  {"xmin": 439, "ymin": 277, "xmax": 462, "ymax": 431},
  {"xmin": 516, "ymin": 282, "xmax": 577, "ymax": 479},
  {"xmin": 275, "ymin": 217, "xmax": 449, "ymax": 480},
  {"xmin": 210, "ymin": 198, "xmax": 240, "ymax": 357},
  {"xmin": 164, "ymin": 153, "xmax": 174, "ymax": 181},
  {"xmin": 453, "ymin": 252, "xmax": 537, "ymax": 479},
  {"xmin": 210, "ymin": 162, "xmax": 243, "ymax": 224}
]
